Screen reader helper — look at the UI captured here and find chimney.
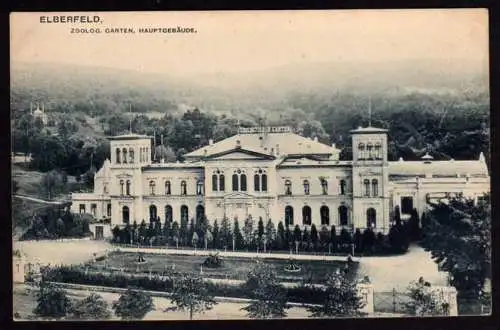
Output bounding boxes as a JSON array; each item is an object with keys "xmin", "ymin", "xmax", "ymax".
[{"xmin": 209, "ymin": 139, "xmax": 214, "ymax": 145}]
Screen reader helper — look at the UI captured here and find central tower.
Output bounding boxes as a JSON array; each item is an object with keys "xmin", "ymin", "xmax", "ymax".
[{"xmin": 350, "ymin": 126, "xmax": 390, "ymax": 233}]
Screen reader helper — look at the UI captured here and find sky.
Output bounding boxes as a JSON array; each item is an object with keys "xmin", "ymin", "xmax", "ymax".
[{"xmin": 10, "ymin": 9, "xmax": 489, "ymax": 78}]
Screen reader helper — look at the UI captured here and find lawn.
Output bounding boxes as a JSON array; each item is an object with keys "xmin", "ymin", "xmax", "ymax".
[{"xmin": 91, "ymin": 252, "xmax": 358, "ymax": 283}]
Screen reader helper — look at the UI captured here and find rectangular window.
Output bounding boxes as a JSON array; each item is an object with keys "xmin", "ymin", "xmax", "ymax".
[
  {"xmin": 91, "ymin": 204, "xmax": 97, "ymax": 216},
  {"xmin": 107, "ymin": 204, "xmax": 112, "ymax": 216},
  {"xmin": 401, "ymin": 196, "xmax": 414, "ymax": 214},
  {"xmin": 79, "ymin": 204, "xmax": 86, "ymax": 214}
]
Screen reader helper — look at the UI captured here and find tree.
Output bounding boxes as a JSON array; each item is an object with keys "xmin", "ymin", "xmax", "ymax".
[
  {"xmin": 233, "ymin": 218, "xmax": 244, "ymax": 250},
  {"xmin": 111, "ymin": 225, "xmax": 121, "ymax": 243},
  {"xmin": 171, "ymin": 221, "xmax": 180, "ymax": 248},
  {"xmin": 362, "ymin": 228, "xmax": 376, "ymax": 254},
  {"xmin": 167, "ymin": 273, "xmax": 217, "ymax": 320},
  {"xmin": 257, "ymin": 217, "xmax": 265, "ymax": 248},
  {"xmin": 138, "ymin": 220, "xmax": 147, "ymax": 244},
  {"xmin": 339, "ymin": 228, "xmax": 351, "ymax": 252},
  {"xmin": 319, "ymin": 225, "xmax": 330, "ymax": 252},
  {"xmin": 276, "ymin": 221, "xmax": 286, "ymax": 250},
  {"xmin": 70, "ymin": 293, "xmax": 111, "ymax": 320},
  {"xmin": 33, "ymin": 283, "xmax": 72, "ymax": 319},
  {"xmin": 310, "ymin": 224, "xmax": 318, "ymax": 251},
  {"xmin": 394, "ymin": 206, "xmax": 402, "ymax": 226},
  {"xmin": 330, "ymin": 225, "xmax": 337, "ymax": 252},
  {"xmin": 180, "ymin": 216, "xmax": 189, "ymax": 246},
  {"xmin": 242, "ymin": 216, "xmax": 254, "ymax": 249},
  {"xmin": 405, "ymin": 277, "xmax": 450, "ymax": 316},
  {"xmin": 212, "ymin": 220, "xmax": 219, "ymax": 249},
  {"xmin": 420, "ymin": 194, "xmax": 491, "ymax": 298},
  {"xmin": 308, "ymin": 270, "xmax": 365, "ymax": 318},
  {"xmin": 188, "ymin": 218, "xmax": 196, "ymax": 246},
  {"xmin": 55, "ymin": 218, "xmax": 65, "ymax": 238},
  {"xmin": 40, "ymin": 170, "xmax": 64, "ymax": 200},
  {"xmin": 241, "ymin": 261, "xmax": 288, "ymax": 319},
  {"xmin": 112, "ymin": 289, "xmax": 154, "ymax": 320},
  {"xmin": 408, "ymin": 208, "xmax": 421, "ymax": 241},
  {"xmin": 353, "ymin": 228, "xmax": 362, "ymax": 253},
  {"xmin": 163, "ymin": 220, "xmax": 171, "ymax": 244},
  {"xmin": 388, "ymin": 223, "xmax": 409, "ymax": 253},
  {"xmin": 219, "ymin": 216, "xmax": 232, "ymax": 249}
]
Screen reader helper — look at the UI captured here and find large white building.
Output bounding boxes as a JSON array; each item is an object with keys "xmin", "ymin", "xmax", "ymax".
[{"xmin": 71, "ymin": 125, "xmax": 490, "ymax": 239}]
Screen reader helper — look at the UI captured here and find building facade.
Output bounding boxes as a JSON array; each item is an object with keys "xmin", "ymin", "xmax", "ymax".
[{"xmin": 71, "ymin": 126, "xmax": 490, "ymax": 238}]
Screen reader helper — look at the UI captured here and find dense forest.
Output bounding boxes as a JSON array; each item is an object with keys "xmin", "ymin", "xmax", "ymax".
[{"xmin": 11, "ymin": 61, "xmax": 490, "ymax": 180}]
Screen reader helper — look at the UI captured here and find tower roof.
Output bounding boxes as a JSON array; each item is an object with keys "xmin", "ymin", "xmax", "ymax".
[{"xmin": 350, "ymin": 126, "xmax": 388, "ymax": 134}]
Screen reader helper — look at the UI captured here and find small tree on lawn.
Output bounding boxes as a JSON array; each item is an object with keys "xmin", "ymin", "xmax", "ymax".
[
  {"xmin": 265, "ymin": 218, "xmax": 276, "ymax": 250},
  {"xmin": 138, "ymin": 220, "xmax": 147, "ymax": 245},
  {"xmin": 243, "ymin": 215, "xmax": 254, "ymax": 249},
  {"xmin": 362, "ymin": 228, "xmax": 376, "ymax": 254},
  {"xmin": 233, "ymin": 218, "xmax": 244, "ymax": 250},
  {"xmin": 33, "ymin": 283, "xmax": 72, "ymax": 319},
  {"xmin": 179, "ymin": 216, "xmax": 189, "ymax": 246},
  {"xmin": 171, "ymin": 221, "xmax": 180, "ymax": 248},
  {"xmin": 339, "ymin": 228, "xmax": 351, "ymax": 253},
  {"xmin": 168, "ymin": 273, "xmax": 217, "ymax": 320},
  {"xmin": 163, "ymin": 220, "xmax": 171, "ymax": 245},
  {"xmin": 241, "ymin": 261, "xmax": 288, "ymax": 319},
  {"xmin": 111, "ymin": 225, "xmax": 121, "ymax": 243},
  {"xmin": 319, "ymin": 225, "xmax": 329, "ymax": 252},
  {"xmin": 388, "ymin": 223, "xmax": 409, "ymax": 253},
  {"xmin": 330, "ymin": 225, "xmax": 338, "ymax": 252},
  {"xmin": 353, "ymin": 228, "xmax": 362, "ymax": 253},
  {"xmin": 310, "ymin": 224, "xmax": 318, "ymax": 251},
  {"xmin": 257, "ymin": 217, "xmax": 265, "ymax": 249},
  {"xmin": 284, "ymin": 224, "xmax": 292, "ymax": 250},
  {"xmin": 70, "ymin": 293, "xmax": 111, "ymax": 320},
  {"xmin": 308, "ymin": 270, "xmax": 365, "ymax": 318},
  {"xmin": 220, "ymin": 216, "xmax": 232, "ymax": 250},
  {"xmin": 112, "ymin": 289, "xmax": 154, "ymax": 320},
  {"xmin": 404, "ymin": 277, "xmax": 450, "ymax": 316},
  {"xmin": 212, "ymin": 219, "xmax": 219, "ymax": 249},
  {"xmin": 188, "ymin": 218, "xmax": 196, "ymax": 247},
  {"xmin": 275, "ymin": 221, "xmax": 284, "ymax": 250},
  {"xmin": 132, "ymin": 221, "xmax": 139, "ymax": 244}
]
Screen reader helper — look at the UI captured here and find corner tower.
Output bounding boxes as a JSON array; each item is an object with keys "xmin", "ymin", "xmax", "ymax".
[
  {"xmin": 350, "ymin": 126, "xmax": 390, "ymax": 233},
  {"xmin": 108, "ymin": 133, "xmax": 152, "ymax": 226}
]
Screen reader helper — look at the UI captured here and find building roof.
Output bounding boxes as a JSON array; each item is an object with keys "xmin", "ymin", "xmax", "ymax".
[
  {"xmin": 388, "ymin": 159, "xmax": 489, "ymax": 177},
  {"xmin": 350, "ymin": 126, "xmax": 388, "ymax": 134},
  {"xmin": 95, "ymin": 159, "xmax": 111, "ymax": 178},
  {"xmin": 184, "ymin": 131, "xmax": 340, "ymax": 159},
  {"xmin": 108, "ymin": 133, "xmax": 152, "ymax": 141},
  {"xmin": 278, "ymin": 157, "xmax": 352, "ymax": 168}
]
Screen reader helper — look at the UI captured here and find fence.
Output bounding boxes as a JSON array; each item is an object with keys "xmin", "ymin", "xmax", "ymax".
[{"xmin": 373, "ymin": 288, "xmax": 411, "ymax": 314}]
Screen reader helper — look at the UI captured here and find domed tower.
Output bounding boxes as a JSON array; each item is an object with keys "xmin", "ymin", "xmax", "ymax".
[
  {"xmin": 350, "ymin": 126, "xmax": 390, "ymax": 234},
  {"xmin": 108, "ymin": 133, "xmax": 153, "ymax": 227}
]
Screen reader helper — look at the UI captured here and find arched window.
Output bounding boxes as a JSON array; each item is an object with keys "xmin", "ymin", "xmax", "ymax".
[
  {"xmin": 126, "ymin": 180, "xmax": 131, "ymax": 195},
  {"xmin": 149, "ymin": 205, "xmax": 157, "ymax": 221},
  {"xmin": 103, "ymin": 183, "xmax": 108, "ymax": 194},
  {"xmin": 116, "ymin": 148, "xmax": 121, "ymax": 164},
  {"xmin": 122, "ymin": 148, "xmax": 128, "ymax": 164},
  {"xmin": 339, "ymin": 205, "xmax": 348, "ymax": 226},
  {"xmin": 232, "ymin": 174, "xmax": 239, "ymax": 191},
  {"xmin": 321, "ymin": 179, "xmax": 328, "ymax": 195},
  {"xmin": 212, "ymin": 174, "xmax": 218, "ymax": 191},
  {"xmin": 285, "ymin": 206, "xmax": 294, "ymax": 226},
  {"xmin": 303, "ymin": 180, "xmax": 310, "ymax": 195},
  {"xmin": 165, "ymin": 205, "xmax": 173, "ymax": 222},
  {"xmin": 129, "ymin": 148, "xmax": 134, "ymax": 163},
  {"xmin": 261, "ymin": 174, "xmax": 268, "ymax": 192},
  {"xmin": 219, "ymin": 174, "xmax": 225, "ymax": 191},
  {"xmin": 372, "ymin": 179, "xmax": 379, "ymax": 197},
  {"xmin": 320, "ymin": 206, "xmax": 330, "ymax": 225},
  {"xmin": 285, "ymin": 180, "xmax": 292, "ymax": 195},
  {"xmin": 340, "ymin": 179, "xmax": 346, "ymax": 195},
  {"xmin": 122, "ymin": 206, "xmax": 130, "ymax": 224},
  {"xmin": 181, "ymin": 181, "xmax": 187, "ymax": 195},
  {"xmin": 302, "ymin": 206, "xmax": 312, "ymax": 225},
  {"xmin": 367, "ymin": 143, "xmax": 373, "ymax": 160},
  {"xmin": 374, "ymin": 143, "xmax": 382, "ymax": 160},
  {"xmin": 165, "ymin": 181, "xmax": 171, "ymax": 195},
  {"xmin": 358, "ymin": 143, "xmax": 365, "ymax": 160},
  {"xmin": 119, "ymin": 180, "xmax": 124, "ymax": 195},
  {"xmin": 367, "ymin": 208, "xmax": 376, "ymax": 228},
  {"xmin": 254, "ymin": 174, "xmax": 260, "ymax": 192},
  {"xmin": 196, "ymin": 205, "xmax": 205, "ymax": 221},
  {"xmin": 240, "ymin": 174, "xmax": 247, "ymax": 191},
  {"xmin": 180, "ymin": 205, "xmax": 189, "ymax": 222},
  {"xmin": 364, "ymin": 179, "xmax": 370, "ymax": 196},
  {"xmin": 196, "ymin": 180, "xmax": 204, "ymax": 195},
  {"xmin": 149, "ymin": 181, "xmax": 156, "ymax": 195}
]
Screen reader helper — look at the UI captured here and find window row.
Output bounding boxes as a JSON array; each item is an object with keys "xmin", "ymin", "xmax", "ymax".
[
  {"xmin": 358, "ymin": 142, "xmax": 383, "ymax": 160},
  {"xmin": 284, "ymin": 179, "xmax": 347, "ymax": 196},
  {"xmin": 150, "ymin": 180, "xmax": 204, "ymax": 196},
  {"xmin": 284, "ymin": 205, "xmax": 377, "ymax": 228},
  {"xmin": 121, "ymin": 204, "xmax": 205, "ymax": 224},
  {"xmin": 211, "ymin": 173, "xmax": 268, "ymax": 192},
  {"xmin": 79, "ymin": 203, "xmax": 111, "ymax": 217},
  {"xmin": 115, "ymin": 147, "xmax": 150, "ymax": 164},
  {"xmin": 363, "ymin": 179, "xmax": 379, "ymax": 197}
]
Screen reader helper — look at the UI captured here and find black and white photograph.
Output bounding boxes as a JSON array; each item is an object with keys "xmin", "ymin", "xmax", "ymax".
[{"xmin": 10, "ymin": 9, "xmax": 490, "ymax": 320}]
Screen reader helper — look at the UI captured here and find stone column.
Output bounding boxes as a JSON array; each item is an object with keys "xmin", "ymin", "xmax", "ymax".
[{"xmin": 357, "ymin": 283, "xmax": 374, "ymax": 315}]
